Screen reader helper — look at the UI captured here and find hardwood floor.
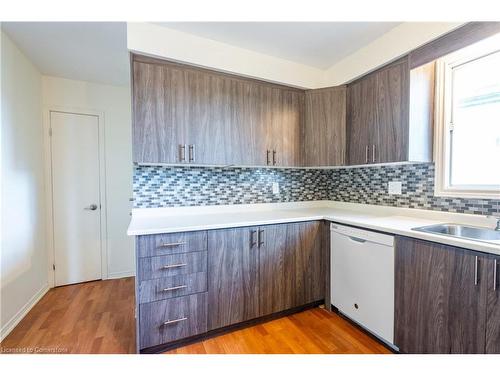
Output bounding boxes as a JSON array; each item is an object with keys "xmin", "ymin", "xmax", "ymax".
[
  {"xmin": 165, "ymin": 308, "xmax": 391, "ymax": 354},
  {"xmin": 1, "ymin": 278, "xmax": 136, "ymax": 354},
  {"xmin": 1, "ymin": 278, "xmax": 390, "ymax": 354}
]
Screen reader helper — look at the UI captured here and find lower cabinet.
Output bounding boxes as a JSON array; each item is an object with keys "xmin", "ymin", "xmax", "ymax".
[
  {"xmin": 208, "ymin": 221, "xmax": 325, "ymax": 330},
  {"xmin": 207, "ymin": 227, "xmax": 260, "ymax": 330},
  {"xmin": 486, "ymin": 255, "xmax": 500, "ymax": 353},
  {"xmin": 395, "ymin": 236, "xmax": 499, "ymax": 354},
  {"xmin": 136, "ymin": 221, "xmax": 326, "ymax": 352}
]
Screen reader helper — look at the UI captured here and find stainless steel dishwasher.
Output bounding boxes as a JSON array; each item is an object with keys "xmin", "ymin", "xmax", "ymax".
[{"xmin": 330, "ymin": 223, "xmax": 395, "ymax": 346}]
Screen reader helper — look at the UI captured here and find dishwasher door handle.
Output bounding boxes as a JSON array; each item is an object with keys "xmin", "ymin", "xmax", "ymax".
[{"xmin": 348, "ymin": 236, "xmax": 367, "ymax": 243}]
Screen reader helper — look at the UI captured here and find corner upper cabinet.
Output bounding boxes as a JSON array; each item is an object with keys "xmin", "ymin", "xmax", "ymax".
[
  {"xmin": 303, "ymin": 86, "xmax": 347, "ymax": 166},
  {"xmin": 131, "ymin": 54, "xmax": 303, "ymax": 167},
  {"xmin": 346, "ymin": 56, "xmax": 432, "ymax": 165}
]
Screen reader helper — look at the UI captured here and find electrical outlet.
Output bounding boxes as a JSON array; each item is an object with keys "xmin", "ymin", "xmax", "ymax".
[
  {"xmin": 388, "ymin": 181, "xmax": 402, "ymax": 195},
  {"xmin": 272, "ymin": 182, "xmax": 280, "ymax": 195}
]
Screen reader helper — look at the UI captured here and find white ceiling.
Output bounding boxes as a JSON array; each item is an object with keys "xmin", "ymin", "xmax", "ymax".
[
  {"xmin": 156, "ymin": 22, "xmax": 401, "ymax": 69},
  {"xmin": 1, "ymin": 22, "xmax": 130, "ymax": 86},
  {"xmin": 2, "ymin": 22, "xmax": 401, "ymax": 87}
]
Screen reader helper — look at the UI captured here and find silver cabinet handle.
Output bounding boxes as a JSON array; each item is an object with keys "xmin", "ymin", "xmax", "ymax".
[
  {"xmin": 474, "ymin": 256, "xmax": 479, "ymax": 285},
  {"xmin": 250, "ymin": 230, "xmax": 257, "ymax": 248},
  {"xmin": 372, "ymin": 144, "xmax": 376, "ymax": 163},
  {"xmin": 272, "ymin": 150, "xmax": 277, "ymax": 166},
  {"xmin": 179, "ymin": 144, "xmax": 186, "ymax": 162},
  {"xmin": 266, "ymin": 150, "xmax": 271, "ymax": 165},
  {"xmin": 494, "ymin": 259, "xmax": 498, "ymax": 291},
  {"xmin": 84, "ymin": 204, "xmax": 98, "ymax": 211},
  {"xmin": 188, "ymin": 144, "xmax": 195, "ymax": 163},
  {"xmin": 161, "ymin": 317, "xmax": 187, "ymax": 326},
  {"xmin": 158, "ymin": 241, "xmax": 186, "ymax": 248},
  {"xmin": 341, "ymin": 148, "xmax": 345, "ymax": 165},
  {"xmin": 162, "ymin": 285, "xmax": 187, "ymax": 292},
  {"xmin": 160, "ymin": 263, "xmax": 187, "ymax": 270},
  {"xmin": 365, "ymin": 145, "xmax": 369, "ymax": 163},
  {"xmin": 258, "ymin": 229, "xmax": 264, "ymax": 247}
]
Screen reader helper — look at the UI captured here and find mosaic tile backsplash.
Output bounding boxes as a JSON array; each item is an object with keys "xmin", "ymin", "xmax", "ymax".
[{"xmin": 133, "ymin": 163, "xmax": 500, "ymax": 216}]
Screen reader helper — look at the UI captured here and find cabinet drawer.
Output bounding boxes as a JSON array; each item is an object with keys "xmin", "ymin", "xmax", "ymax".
[
  {"xmin": 138, "ymin": 272, "xmax": 207, "ymax": 304},
  {"xmin": 137, "ymin": 231, "xmax": 207, "ymax": 258},
  {"xmin": 139, "ymin": 293, "xmax": 207, "ymax": 349},
  {"xmin": 138, "ymin": 251, "xmax": 207, "ymax": 281}
]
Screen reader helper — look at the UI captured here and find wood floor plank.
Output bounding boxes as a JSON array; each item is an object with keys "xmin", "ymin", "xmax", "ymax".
[{"xmin": 1, "ymin": 278, "xmax": 391, "ymax": 354}]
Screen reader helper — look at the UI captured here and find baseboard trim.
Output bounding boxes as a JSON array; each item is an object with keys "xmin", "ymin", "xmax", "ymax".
[
  {"xmin": 0, "ymin": 283, "xmax": 50, "ymax": 342},
  {"xmin": 106, "ymin": 270, "xmax": 135, "ymax": 279}
]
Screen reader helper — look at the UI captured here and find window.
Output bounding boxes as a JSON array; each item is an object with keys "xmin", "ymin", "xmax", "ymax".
[{"xmin": 434, "ymin": 34, "xmax": 500, "ymax": 199}]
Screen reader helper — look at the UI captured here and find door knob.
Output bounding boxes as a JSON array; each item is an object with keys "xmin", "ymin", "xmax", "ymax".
[{"xmin": 84, "ymin": 204, "xmax": 98, "ymax": 211}]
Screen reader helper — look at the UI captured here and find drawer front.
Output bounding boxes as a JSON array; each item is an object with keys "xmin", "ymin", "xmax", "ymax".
[
  {"xmin": 139, "ymin": 293, "xmax": 207, "ymax": 349},
  {"xmin": 137, "ymin": 231, "xmax": 207, "ymax": 258},
  {"xmin": 138, "ymin": 251, "xmax": 207, "ymax": 281},
  {"xmin": 139, "ymin": 272, "xmax": 207, "ymax": 304}
]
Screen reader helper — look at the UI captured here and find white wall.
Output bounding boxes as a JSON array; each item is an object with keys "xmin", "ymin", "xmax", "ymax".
[
  {"xmin": 1, "ymin": 30, "xmax": 48, "ymax": 340},
  {"xmin": 128, "ymin": 22, "xmax": 464, "ymax": 89},
  {"xmin": 42, "ymin": 76, "xmax": 134, "ymax": 279},
  {"xmin": 321, "ymin": 22, "xmax": 464, "ymax": 86},
  {"xmin": 127, "ymin": 22, "xmax": 325, "ymax": 89}
]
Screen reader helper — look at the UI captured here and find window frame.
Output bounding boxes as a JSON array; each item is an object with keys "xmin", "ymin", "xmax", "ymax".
[{"xmin": 434, "ymin": 39, "xmax": 500, "ymax": 199}]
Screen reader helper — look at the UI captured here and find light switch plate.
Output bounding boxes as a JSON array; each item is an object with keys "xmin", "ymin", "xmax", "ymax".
[
  {"xmin": 272, "ymin": 182, "xmax": 280, "ymax": 195},
  {"xmin": 388, "ymin": 181, "xmax": 402, "ymax": 195}
]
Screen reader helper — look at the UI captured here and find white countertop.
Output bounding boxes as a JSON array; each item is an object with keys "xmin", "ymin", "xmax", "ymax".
[{"xmin": 127, "ymin": 201, "xmax": 500, "ymax": 255}]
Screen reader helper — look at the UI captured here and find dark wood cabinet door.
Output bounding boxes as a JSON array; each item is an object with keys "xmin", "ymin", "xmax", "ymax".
[
  {"xmin": 259, "ymin": 223, "xmax": 294, "ymax": 316},
  {"xmin": 132, "ymin": 61, "xmax": 186, "ymax": 163},
  {"xmin": 292, "ymin": 221, "xmax": 325, "ymax": 305},
  {"xmin": 374, "ymin": 58, "xmax": 410, "ymax": 163},
  {"xmin": 304, "ymin": 87, "xmax": 346, "ymax": 166},
  {"xmin": 486, "ymin": 256, "xmax": 500, "ymax": 354},
  {"xmin": 207, "ymin": 227, "xmax": 260, "ymax": 330},
  {"xmin": 395, "ymin": 237, "xmax": 487, "ymax": 354},
  {"xmin": 347, "ymin": 74, "xmax": 376, "ymax": 165},
  {"xmin": 279, "ymin": 90, "xmax": 303, "ymax": 167}
]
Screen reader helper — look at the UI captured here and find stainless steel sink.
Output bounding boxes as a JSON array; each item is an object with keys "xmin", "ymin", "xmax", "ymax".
[{"xmin": 412, "ymin": 223, "xmax": 500, "ymax": 244}]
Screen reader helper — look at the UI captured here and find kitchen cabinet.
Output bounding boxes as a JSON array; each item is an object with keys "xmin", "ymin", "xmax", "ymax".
[
  {"xmin": 132, "ymin": 54, "xmax": 303, "ymax": 167},
  {"xmin": 207, "ymin": 221, "xmax": 324, "ymax": 330},
  {"xmin": 258, "ymin": 223, "xmax": 294, "ymax": 315},
  {"xmin": 303, "ymin": 86, "xmax": 346, "ymax": 166},
  {"xmin": 347, "ymin": 74, "xmax": 376, "ymax": 165},
  {"xmin": 394, "ymin": 236, "xmax": 490, "ymax": 354},
  {"xmin": 346, "ymin": 57, "xmax": 430, "ymax": 165},
  {"xmin": 259, "ymin": 221, "xmax": 324, "ymax": 315},
  {"xmin": 207, "ymin": 227, "xmax": 260, "ymax": 330},
  {"xmin": 486, "ymin": 255, "xmax": 500, "ymax": 353}
]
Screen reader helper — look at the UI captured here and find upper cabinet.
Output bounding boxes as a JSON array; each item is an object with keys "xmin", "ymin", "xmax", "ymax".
[
  {"xmin": 346, "ymin": 57, "xmax": 432, "ymax": 165},
  {"xmin": 303, "ymin": 87, "xmax": 346, "ymax": 166},
  {"xmin": 132, "ymin": 53, "xmax": 433, "ymax": 168},
  {"xmin": 132, "ymin": 55, "xmax": 303, "ymax": 167}
]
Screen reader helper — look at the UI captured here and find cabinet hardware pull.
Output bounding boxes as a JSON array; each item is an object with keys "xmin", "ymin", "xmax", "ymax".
[
  {"xmin": 162, "ymin": 285, "xmax": 187, "ymax": 292},
  {"xmin": 158, "ymin": 241, "xmax": 186, "ymax": 248},
  {"xmin": 266, "ymin": 150, "xmax": 271, "ymax": 165},
  {"xmin": 250, "ymin": 230, "xmax": 257, "ymax": 247},
  {"xmin": 365, "ymin": 145, "xmax": 369, "ymax": 163},
  {"xmin": 160, "ymin": 263, "xmax": 187, "ymax": 270},
  {"xmin": 179, "ymin": 145, "xmax": 186, "ymax": 162},
  {"xmin": 161, "ymin": 317, "xmax": 187, "ymax": 326},
  {"xmin": 341, "ymin": 148, "xmax": 345, "ymax": 165},
  {"xmin": 372, "ymin": 144, "xmax": 376, "ymax": 163},
  {"xmin": 258, "ymin": 229, "xmax": 264, "ymax": 247},
  {"xmin": 188, "ymin": 144, "xmax": 195, "ymax": 163},
  {"xmin": 494, "ymin": 259, "xmax": 498, "ymax": 291},
  {"xmin": 474, "ymin": 256, "xmax": 479, "ymax": 285},
  {"xmin": 272, "ymin": 150, "xmax": 277, "ymax": 166}
]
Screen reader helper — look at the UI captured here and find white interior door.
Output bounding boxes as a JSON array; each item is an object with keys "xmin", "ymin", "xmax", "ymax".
[{"xmin": 50, "ymin": 111, "xmax": 102, "ymax": 286}]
